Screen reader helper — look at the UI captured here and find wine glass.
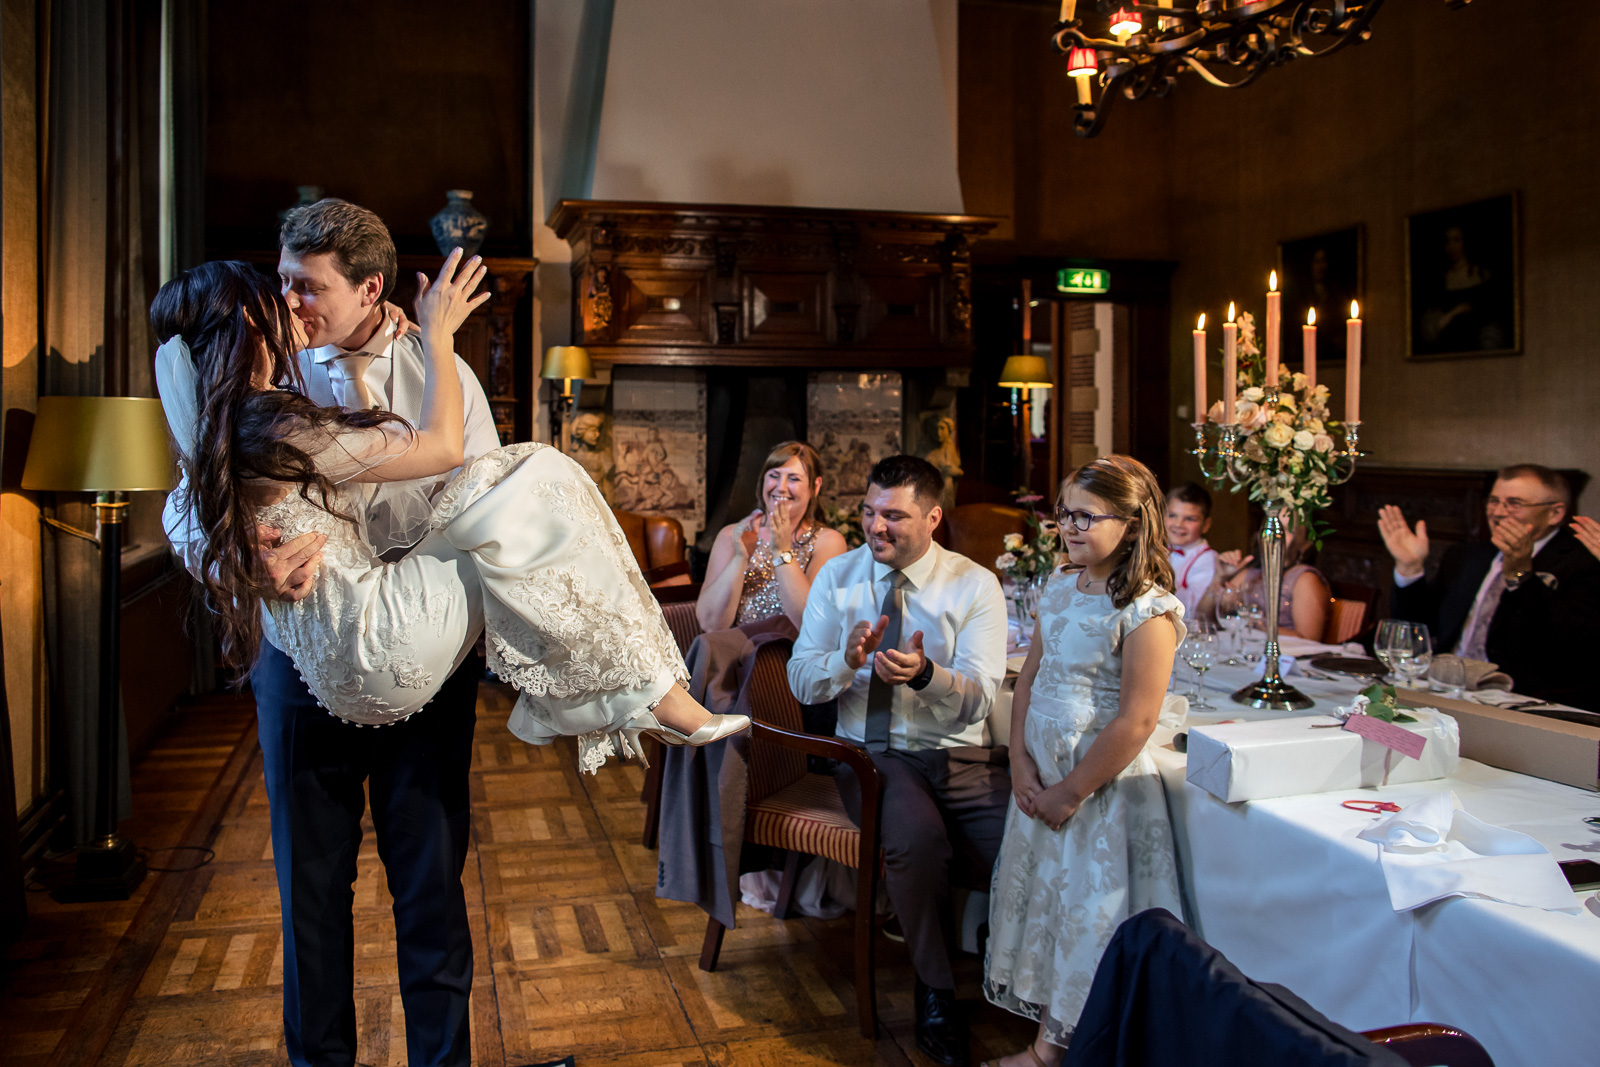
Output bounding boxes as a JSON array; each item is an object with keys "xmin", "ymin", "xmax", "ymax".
[
  {"xmin": 1214, "ymin": 588, "xmax": 1245, "ymax": 666},
  {"xmin": 1378, "ymin": 620, "xmax": 1433, "ymax": 690},
  {"xmin": 1182, "ymin": 631, "xmax": 1218, "ymax": 710}
]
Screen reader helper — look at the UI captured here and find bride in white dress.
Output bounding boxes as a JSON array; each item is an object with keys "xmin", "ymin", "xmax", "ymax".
[{"xmin": 151, "ymin": 252, "xmax": 747, "ymax": 772}]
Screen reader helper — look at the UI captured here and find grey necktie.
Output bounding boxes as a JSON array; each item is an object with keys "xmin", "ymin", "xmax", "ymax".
[
  {"xmin": 1459, "ymin": 568, "xmax": 1506, "ymax": 661},
  {"xmin": 863, "ymin": 571, "xmax": 908, "ymax": 752},
  {"xmin": 328, "ymin": 352, "xmax": 380, "ymax": 410}
]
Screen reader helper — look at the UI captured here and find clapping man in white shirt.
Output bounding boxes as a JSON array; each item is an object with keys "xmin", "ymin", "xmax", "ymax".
[
  {"xmin": 1379, "ymin": 463, "xmax": 1600, "ymax": 710},
  {"xmin": 164, "ymin": 199, "xmax": 498, "ymax": 1066},
  {"xmin": 789, "ymin": 455, "xmax": 1009, "ymax": 1067}
]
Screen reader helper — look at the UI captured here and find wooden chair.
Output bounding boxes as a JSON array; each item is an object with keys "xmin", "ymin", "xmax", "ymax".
[
  {"xmin": 612, "ymin": 508, "xmax": 691, "ymax": 587},
  {"xmin": 1323, "ymin": 597, "xmax": 1369, "ymax": 644},
  {"xmin": 1360, "ymin": 1024, "xmax": 1496, "ymax": 1067},
  {"xmin": 1329, "ymin": 578, "xmax": 1380, "ymax": 646},
  {"xmin": 934, "ymin": 503, "xmax": 1032, "ymax": 576},
  {"xmin": 697, "ymin": 637, "xmax": 884, "ymax": 1039}
]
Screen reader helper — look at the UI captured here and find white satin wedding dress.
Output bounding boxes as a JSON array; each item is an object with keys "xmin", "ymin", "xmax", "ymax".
[{"xmin": 257, "ymin": 429, "xmax": 688, "ymax": 774}]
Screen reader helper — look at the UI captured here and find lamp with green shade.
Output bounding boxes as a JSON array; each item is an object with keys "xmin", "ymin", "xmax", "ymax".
[
  {"xmin": 21, "ymin": 396, "xmax": 175, "ymax": 901},
  {"xmin": 540, "ymin": 345, "xmax": 593, "ymax": 448}
]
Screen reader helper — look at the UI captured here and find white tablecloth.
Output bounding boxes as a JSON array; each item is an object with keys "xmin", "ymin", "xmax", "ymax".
[{"xmin": 1155, "ymin": 662, "xmax": 1600, "ymax": 1067}]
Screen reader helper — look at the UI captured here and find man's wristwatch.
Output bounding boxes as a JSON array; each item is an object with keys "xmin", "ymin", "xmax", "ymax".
[
  {"xmin": 774, "ymin": 550, "xmax": 796, "ymax": 567},
  {"xmin": 1503, "ymin": 568, "xmax": 1531, "ymax": 590},
  {"xmin": 907, "ymin": 657, "xmax": 936, "ymax": 691}
]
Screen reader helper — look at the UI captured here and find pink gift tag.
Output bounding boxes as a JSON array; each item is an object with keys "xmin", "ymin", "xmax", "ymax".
[{"xmin": 1342, "ymin": 713, "xmax": 1427, "ymax": 760}]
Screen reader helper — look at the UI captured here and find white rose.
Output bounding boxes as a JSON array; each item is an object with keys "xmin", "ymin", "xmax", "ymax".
[
  {"xmin": 1207, "ymin": 400, "xmax": 1225, "ymax": 424},
  {"xmin": 1306, "ymin": 418, "xmax": 1325, "ymax": 435},
  {"xmin": 1291, "ymin": 371, "xmax": 1307, "ymax": 391},
  {"xmin": 1262, "ymin": 422, "xmax": 1294, "ymax": 449},
  {"xmin": 1242, "ymin": 386, "xmax": 1265, "ymax": 403},
  {"xmin": 1313, "ymin": 433, "xmax": 1335, "ymax": 454},
  {"xmin": 995, "ymin": 552, "xmax": 1018, "ymax": 571},
  {"xmin": 1003, "ymin": 532, "xmax": 1024, "ymax": 551},
  {"xmin": 1293, "ymin": 429, "xmax": 1315, "ymax": 451}
]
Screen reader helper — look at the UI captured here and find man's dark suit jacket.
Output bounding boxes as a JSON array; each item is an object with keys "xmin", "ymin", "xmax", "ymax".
[{"xmin": 1390, "ymin": 526, "xmax": 1600, "ymax": 710}]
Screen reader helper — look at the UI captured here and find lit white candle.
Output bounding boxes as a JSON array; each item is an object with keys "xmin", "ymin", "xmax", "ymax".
[
  {"xmin": 1302, "ymin": 307, "xmax": 1318, "ymax": 391},
  {"xmin": 1345, "ymin": 300, "xmax": 1362, "ymax": 424},
  {"xmin": 1193, "ymin": 313, "xmax": 1207, "ymax": 421},
  {"xmin": 1265, "ymin": 271, "xmax": 1281, "ymax": 391},
  {"xmin": 1223, "ymin": 303, "xmax": 1238, "ymax": 421}
]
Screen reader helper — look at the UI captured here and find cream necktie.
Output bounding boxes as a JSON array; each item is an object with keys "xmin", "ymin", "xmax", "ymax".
[{"xmin": 328, "ymin": 352, "xmax": 380, "ymax": 410}]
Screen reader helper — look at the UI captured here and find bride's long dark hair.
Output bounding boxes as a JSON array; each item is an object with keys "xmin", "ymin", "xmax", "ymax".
[{"xmin": 150, "ymin": 260, "xmax": 405, "ymax": 674}]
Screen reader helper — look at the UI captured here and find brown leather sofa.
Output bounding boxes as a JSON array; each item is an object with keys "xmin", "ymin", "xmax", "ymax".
[
  {"xmin": 612, "ymin": 509, "xmax": 691, "ymax": 586},
  {"xmin": 933, "ymin": 503, "xmax": 1033, "ymax": 577}
]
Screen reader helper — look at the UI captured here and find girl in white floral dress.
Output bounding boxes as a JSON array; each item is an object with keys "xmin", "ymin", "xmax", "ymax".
[
  {"xmin": 152, "ymin": 253, "xmax": 747, "ymax": 772},
  {"xmin": 982, "ymin": 455, "xmax": 1186, "ymax": 1067}
]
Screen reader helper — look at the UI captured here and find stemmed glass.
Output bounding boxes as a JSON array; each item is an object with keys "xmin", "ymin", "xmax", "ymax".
[
  {"xmin": 1182, "ymin": 630, "xmax": 1218, "ymax": 710},
  {"xmin": 1375, "ymin": 620, "xmax": 1433, "ymax": 688},
  {"xmin": 1214, "ymin": 588, "xmax": 1245, "ymax": 666}
]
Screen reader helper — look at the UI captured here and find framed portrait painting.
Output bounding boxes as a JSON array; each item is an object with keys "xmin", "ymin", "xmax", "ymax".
[
  {"xmin": 1278, "ymin": 226, "xmax": 1363, "ymax": 364},
  {"xmin": 1406, "ymin": 194, "xmax": 1520, "ymax": 360}
]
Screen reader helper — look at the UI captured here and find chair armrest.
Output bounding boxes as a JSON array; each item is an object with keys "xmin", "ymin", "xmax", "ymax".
[
  {"xmin": 643, "ymin": 560, "xmax": 692, "ymax": 586},
  {"xmin": 652, "ymin": 580, "xmax": 703, "ymax": 605},
  {"xmin": 750, "ymin": 722, "xmax": 881, "ymax": 869}
]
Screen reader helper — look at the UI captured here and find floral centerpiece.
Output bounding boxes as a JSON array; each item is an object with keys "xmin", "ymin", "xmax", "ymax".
[
  {"xmin": 995, "ymin": 493, "xmax": 1061, "ymax": 633},
  {"xmin": 822, "ymin": 503, "xmax": 865, "ymax": 548},
  {"xmin": 1205, "ymin": 310, "xmax": 1341, "ymax": 542}
]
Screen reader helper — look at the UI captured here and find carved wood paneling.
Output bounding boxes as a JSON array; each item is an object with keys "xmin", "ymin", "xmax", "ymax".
[{"xmin": 548, "ymin": 199, "xmax": 998, "ymax": 368}]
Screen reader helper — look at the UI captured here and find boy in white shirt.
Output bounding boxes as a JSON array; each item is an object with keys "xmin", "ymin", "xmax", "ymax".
[{"xmin": 1166, "ymin": 482, "xmax": 1216, "ymax": 620}]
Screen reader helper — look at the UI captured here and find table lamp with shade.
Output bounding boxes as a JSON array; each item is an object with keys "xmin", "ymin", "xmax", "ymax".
[
  {"xmin": 21, "ymin": 396, "xmax": 175, "ymax": 901},
  {"xmin": 997, "ymin": 353, "xmax": 1053, "ymax": 488},
  {"xmin": 540, "ymin": 345, "xmax": 592, "ymax": 450}
]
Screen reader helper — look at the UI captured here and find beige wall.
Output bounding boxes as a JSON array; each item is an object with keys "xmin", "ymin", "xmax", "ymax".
[
  {"xmin": 593, "ymin": 0, "xmax": 964, "ymax": 213},
  {"xmin": 2, "ymin": 0, "xmax": 49, "ymax": 812},
  {"xmin": 1164, "ymin": 1, "xmax": 1600, "ymax": 531}
]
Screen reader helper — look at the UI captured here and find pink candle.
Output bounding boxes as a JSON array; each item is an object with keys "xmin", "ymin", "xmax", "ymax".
[
  {"xmin": 1302, "ymin": 307, "xmax": 1317, "ymax": 391},
  {"xmin": 1223, "ymin": 303, "xmax": 1238, "ymax": 421},
  {"xmin": 1345, "ymin": 301, "xmax": 1362, "ymax": 424},
  {"xmin": 1265, "ymin": 272, "xmax": 1281, "ymax": 390},
  {"xmin": 1192, "ymin": 314, "xmax": 1207, "ymax": 420}
]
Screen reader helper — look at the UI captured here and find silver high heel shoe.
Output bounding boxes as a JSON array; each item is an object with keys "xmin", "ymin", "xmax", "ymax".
[{"xmin": 622, "ymin": 709, "xmax": 751, "ymax": 753}]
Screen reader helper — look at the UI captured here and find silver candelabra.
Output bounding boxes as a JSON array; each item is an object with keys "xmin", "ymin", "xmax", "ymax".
[{"xmin": 1190, "ymin": 400, "xmax": 1367, "ymax": 711}]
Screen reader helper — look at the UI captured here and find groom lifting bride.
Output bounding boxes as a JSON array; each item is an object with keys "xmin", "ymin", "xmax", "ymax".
[{"xmin": 159, "ymin": 199, "xmax": 745, "ymax": 1066}]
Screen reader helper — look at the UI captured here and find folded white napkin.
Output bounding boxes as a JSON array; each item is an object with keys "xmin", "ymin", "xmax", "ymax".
[
  {"xmin": 1355, "ymin": 792, "xmax": 1578, "ymax": 912},
  {"xmin": 1275, "ymin": 635, "xmax": 1364, "ymax": 658}
]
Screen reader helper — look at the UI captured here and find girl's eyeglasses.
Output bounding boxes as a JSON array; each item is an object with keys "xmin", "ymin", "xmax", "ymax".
[{"xmin": 1054, "ymin": 507, "xmax": 1125, "ymax": 532}]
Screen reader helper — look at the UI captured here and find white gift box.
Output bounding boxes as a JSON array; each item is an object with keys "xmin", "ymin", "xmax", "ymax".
[{"xmin": 1186, "ymin": 710, "xmax": 1461, "ymax": 803}]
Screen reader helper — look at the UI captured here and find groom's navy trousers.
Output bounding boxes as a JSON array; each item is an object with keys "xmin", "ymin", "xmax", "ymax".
[{"xmin": 252, "ymin": 641, "xmax": 481, "ymax": 1067}]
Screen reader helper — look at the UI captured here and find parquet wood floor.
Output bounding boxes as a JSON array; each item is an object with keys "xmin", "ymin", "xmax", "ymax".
[{"xmin": 1, "ymin": 685, "xmax": 1033, "ymax": 1066}]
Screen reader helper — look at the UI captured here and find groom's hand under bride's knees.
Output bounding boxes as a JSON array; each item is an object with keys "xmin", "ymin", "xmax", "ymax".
[{"xmin": 258, "ymin": 524, "xmax": 326, "ymax": 603}]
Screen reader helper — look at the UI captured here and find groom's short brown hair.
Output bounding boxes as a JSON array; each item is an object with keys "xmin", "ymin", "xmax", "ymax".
[{"xmin": 279, "ymin": 198, "xmax": 398, "ymax": 304}]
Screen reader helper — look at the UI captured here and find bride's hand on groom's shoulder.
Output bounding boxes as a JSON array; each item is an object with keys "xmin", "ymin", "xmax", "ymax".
[
  {"xmin": 382, "ymin": 302, "xmax": 416, "ymax": 340},
  {"xmin": 414, "ymin": 248, "xmax": 492, "ymax": 338}
]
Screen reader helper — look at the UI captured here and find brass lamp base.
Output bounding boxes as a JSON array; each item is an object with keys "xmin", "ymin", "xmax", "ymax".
[
  {"xmin": 1231, "ymin": 676, "xmax": 1316, "ymax": 712},
  {"xmin": 52, "ymin": 834, "xmax": 146, "ymax": 902}
]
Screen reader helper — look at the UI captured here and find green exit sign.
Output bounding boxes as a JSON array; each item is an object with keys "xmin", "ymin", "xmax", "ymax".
[{"xmin": 1057, "ymin": 268, "xmax": 1110, "ymax": 294}]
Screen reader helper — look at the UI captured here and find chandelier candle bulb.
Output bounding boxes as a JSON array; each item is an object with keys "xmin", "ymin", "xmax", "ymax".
[
  {"xmin": 1302, "ymin": 307, "xmax": 1317, "ymax": 391},
  {"xmin": 1265, "ymin": 272, "xmax": 1281, "ymax": 390},
  {"xmin": 1193, "ymin": 313, "xmax": 1207, "ymax": 421},
  {"xmin": 1075, "ymin": 74, "xmax": 1092, "ymax": 105},
  {"xmin": 1059, "ymin": 0, "xmax": 1076, "ymax": 21},
  {"xmin": 1223, "ymin": 303, "xmax": 1239, "ymax": 420},
  {"xmin": 1346, "ymin": 301, "xmax": 1362, "ymax": 425}
]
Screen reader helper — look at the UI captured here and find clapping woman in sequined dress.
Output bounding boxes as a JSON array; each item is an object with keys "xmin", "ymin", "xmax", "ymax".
[{"xmin": 696, "ymin": 441, "xmax": 848, "ymax": 633}]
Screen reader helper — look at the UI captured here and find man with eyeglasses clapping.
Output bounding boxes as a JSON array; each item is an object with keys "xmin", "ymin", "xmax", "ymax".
[{"xmin": 1378, "ymin": 463, "xmax": 1599, "ymax": 710}]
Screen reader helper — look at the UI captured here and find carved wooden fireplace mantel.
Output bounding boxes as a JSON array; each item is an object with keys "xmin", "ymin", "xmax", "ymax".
[{"xmin": 547, "ymin": 199, "xmax": 1001, "ymax": 368}]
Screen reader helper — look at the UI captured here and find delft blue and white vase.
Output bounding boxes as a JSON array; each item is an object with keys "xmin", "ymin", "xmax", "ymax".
[{"xmin": 430, "ymin": 189, "xmax": 489, "ymax": 257}]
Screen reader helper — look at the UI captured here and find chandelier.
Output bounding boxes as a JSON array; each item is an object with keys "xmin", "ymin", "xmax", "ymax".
[{"xmin": 1053, "ymin": 0, "xmax": 1473, "ymax": 138}]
